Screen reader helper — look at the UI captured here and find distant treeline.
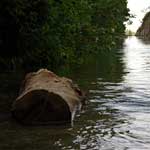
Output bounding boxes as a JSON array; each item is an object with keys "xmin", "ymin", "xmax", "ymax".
[{"xmin": 0, "ymin": 0, "xmax": 129, "ymax": 70}]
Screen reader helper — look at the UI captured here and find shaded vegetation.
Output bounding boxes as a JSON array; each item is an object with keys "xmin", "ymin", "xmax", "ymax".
[
  {"xmin": 136, "ymin": 11, "xmax": 150, "ymax": 39},
  {"xmin": 0, "ymin": 0, "xmax": 129, "ymax": 70}
]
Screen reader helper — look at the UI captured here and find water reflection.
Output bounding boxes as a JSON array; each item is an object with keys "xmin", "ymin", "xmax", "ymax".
[
  {"xmin": 1, "ymin": 36, "xmax": 150, "ymax": 149},
  {"xmin": 61, "ymin": 36, "xmax": 150, "ymax": 149}
]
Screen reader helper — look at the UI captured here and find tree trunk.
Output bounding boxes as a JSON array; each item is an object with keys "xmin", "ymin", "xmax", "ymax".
[{"xmin": 12, "ymin": 69, "xmax": 85, "ymax": 125}]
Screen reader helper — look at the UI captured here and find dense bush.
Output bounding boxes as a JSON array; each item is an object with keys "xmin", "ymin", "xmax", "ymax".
[{"xmin": 0, "ymin": 0, "xmax": 129, "ymax": 70}]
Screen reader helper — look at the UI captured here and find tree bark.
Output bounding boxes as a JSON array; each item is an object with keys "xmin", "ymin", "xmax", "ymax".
[{"xmin": 12, "ymin": 69, "xmax": 85, "ymax": 125}]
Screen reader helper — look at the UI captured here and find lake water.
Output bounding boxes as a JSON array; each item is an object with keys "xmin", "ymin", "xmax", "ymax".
[{"xmin": 0, "ymin": 36, "xmax": 150, "ymax": 150}]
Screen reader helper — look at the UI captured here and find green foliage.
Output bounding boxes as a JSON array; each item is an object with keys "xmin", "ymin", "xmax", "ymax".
[{"xmin": 0, "ymin": 0, "xmax": 129, "ymax": 70}]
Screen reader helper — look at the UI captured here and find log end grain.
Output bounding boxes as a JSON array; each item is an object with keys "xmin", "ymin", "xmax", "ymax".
[{"xmin": 12, "ymin": 90, "xmax": 71, "ymax": 125}]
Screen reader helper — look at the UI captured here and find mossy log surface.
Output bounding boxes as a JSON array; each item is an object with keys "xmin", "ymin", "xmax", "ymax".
[{"xmin": 12, "ymin": 69, "xmax": 85, "ymax": 125}]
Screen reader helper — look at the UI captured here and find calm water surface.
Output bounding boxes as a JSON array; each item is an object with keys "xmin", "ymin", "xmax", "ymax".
[{"xmin": 0, "ymin": 36, "xmax": 150, "ymax": 150}]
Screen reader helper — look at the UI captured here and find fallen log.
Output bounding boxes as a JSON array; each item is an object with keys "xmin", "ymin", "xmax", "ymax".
[{"xmin": 11, "ymin": 69, "xmax": 85, "ymax": 125}]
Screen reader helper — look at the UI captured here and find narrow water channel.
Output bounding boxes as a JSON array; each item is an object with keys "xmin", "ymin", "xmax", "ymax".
[{"xmin": 0, "ymin": 36, "xmax": 150, "ymax": 150}]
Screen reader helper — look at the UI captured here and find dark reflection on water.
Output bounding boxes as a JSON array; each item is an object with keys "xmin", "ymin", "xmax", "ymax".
[{"xmin": 1, "ymin": 36, "xmax": 150, "ymax": 149}]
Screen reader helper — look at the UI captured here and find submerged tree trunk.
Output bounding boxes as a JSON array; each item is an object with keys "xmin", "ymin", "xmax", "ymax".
[{"xmin": 12, "ymin": 69, "xmax": 85, "ymax": 125}]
